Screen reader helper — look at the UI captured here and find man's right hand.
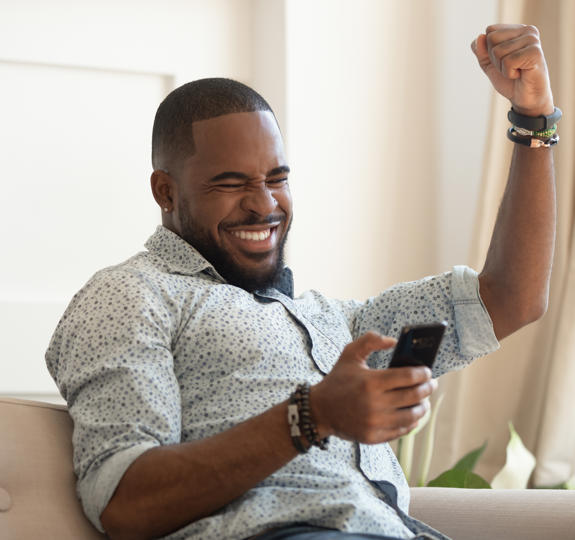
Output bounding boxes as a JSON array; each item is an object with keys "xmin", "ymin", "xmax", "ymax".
[
  {"xmin": 311, "ymin": 331, "xmax": 437, "ymax": 444},
  {"xmin": 101, "ymin": 331, "xmax": 437, "ymax": 539}
]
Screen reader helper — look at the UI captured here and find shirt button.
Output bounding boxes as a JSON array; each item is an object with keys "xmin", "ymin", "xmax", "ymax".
[{"xmin": 0, "ymin": 487, "xmax": 12, "ymax": 511}]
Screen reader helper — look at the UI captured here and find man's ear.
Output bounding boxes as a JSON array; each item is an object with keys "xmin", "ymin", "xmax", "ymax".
[{"xmin": 151, "ymin": 169, "xmax": 175, "ymax": 212}]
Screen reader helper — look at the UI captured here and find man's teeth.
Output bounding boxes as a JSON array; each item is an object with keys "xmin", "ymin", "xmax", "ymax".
[{"xmin": 231, "ymin": 229, "xmax": 271, "ymax": 241}]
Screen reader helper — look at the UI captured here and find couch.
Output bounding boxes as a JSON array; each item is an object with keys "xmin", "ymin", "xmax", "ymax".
[{"xmin": 1, "ymin": 397, "xmax": 574, "ymax": 540}]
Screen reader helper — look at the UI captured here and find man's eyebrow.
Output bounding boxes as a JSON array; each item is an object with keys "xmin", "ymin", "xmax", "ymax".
[
  {"xmin": 209, "ymin": 165, "xmax": 290, "ymax": 183},
  {"xmin": 267, "ymin": 165, "xmax": 290, "ymax": 176}
]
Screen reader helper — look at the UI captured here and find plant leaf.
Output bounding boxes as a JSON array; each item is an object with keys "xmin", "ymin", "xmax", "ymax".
[
  {"xmin": 491, "ymin": 422, "xmax": 535, "ymax": 489},
  {"xmin": 397, "ymin": 399, "xmax": 431, "ymax": 484},
  {"xmin": 398, "ymin": 429, "xmax": 415, "ymax": 483},
  {"xmin": 417, "ymin": 393, "xmax": 445, "ymax": 487},
  {"xmin": 453, "ymin": 440, "xmax": 488, "ymax": 472},
  {"xmin": 534, "ymin": 475, "xmax": 575, "ymax": 490},
  {"xmin": 534, "ymin": 482, "xmax": 569, "ymax": 489},
  {"xmin": 428, "ymin": 468, "xmax": 491, "ymax": 488}
]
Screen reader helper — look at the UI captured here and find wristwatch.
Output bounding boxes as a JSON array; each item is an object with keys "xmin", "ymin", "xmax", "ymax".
[{"xmin": 508, "ymin": 106, "xmax": 562, "ymax": 131}]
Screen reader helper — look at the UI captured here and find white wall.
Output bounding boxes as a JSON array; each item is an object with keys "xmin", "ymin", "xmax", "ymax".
[
  {"xmin": 284, "ymin": 0, "xmax": 498, "ymax": 298},
  {"xmin": 435, "ymin": 0, "xmax": 498, "ymax": 271},
  {"xmin": 1, "ymin": 0, "xmax": 498, "ymax": 400},
  {"xmin": 285, "ymin": 1, "xmax": 436, "ymax": 299},
  {"xmin": 0, "ymin": 0, "xmax": 254, "ymax": 401}
]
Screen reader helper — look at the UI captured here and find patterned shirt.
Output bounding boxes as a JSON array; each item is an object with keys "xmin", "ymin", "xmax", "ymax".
[{"xmin": 46, "ymin": 226, "xmax": 499, "ymax": 539}]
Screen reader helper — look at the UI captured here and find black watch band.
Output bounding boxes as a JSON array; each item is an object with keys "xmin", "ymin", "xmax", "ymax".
[{"xmin": 508, "ymin": 106, "xmax": 562, "ymax": 131}]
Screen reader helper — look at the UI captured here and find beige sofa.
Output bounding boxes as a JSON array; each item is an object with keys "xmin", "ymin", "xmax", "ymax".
[{"xmin": 1, "ymin": 397, "xmax": 574, "ymax": 540}]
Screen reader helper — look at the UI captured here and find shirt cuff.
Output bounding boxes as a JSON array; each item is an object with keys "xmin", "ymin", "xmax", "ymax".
[
  {"xmin": 451, "ymin": 265, "xmax": 500, "ymax": 357},
  {"xmin": 78, "ymin": 442, "xmax": 157, "ymax": 532}
]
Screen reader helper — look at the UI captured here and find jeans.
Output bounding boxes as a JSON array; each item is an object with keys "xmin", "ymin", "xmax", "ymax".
[{"xmin": 255, "ymin": 524, "xmax": 434, "ymax": 539}]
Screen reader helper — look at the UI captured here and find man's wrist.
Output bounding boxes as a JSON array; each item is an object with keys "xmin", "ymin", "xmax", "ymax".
[
  {"xmin": 511, "ymin": 100, "xmax": 555, "ymax": 118},
  {"xmin": 309, "ymin": 384, "xmax": 334, "ymax": 440}
]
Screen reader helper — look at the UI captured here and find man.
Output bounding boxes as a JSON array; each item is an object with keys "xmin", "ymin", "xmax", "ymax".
[{"xmin": 46, "ymin": 24, "xmax": 558, "ymax": 540}]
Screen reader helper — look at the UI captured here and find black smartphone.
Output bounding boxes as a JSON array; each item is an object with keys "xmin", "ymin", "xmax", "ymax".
[{"xmin": 388, "ymin": 322, "xmax": 447, "ymax": 369}]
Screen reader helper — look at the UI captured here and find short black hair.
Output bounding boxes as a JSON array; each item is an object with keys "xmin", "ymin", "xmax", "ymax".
[{"xmin": 151, "ymin": 77, "xmax": 274, "ymax": 172}]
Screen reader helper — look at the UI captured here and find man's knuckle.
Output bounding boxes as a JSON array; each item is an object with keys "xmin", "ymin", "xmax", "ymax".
[
  {"xmin": 501, "ymin": 57, "xmax": 514, "ymax": 77},
  {"xmin": 404, "ymin": 370, "xmax": 420, "ymax": 386},
  {"xmin": 528, "ymin": 43, "xmax": 544, "ymax": 58},
  {"xmin": 410, "ymin": 386, "xmax": 426, "ymax": 402},
  {"xmin": 394, "ymin": 426, "xmax": 409, "ymax": 439},
  {"xmin": 490, "ymin": 44, "xmax": 504, "ymax": 59},
  {"xmin": 404, "ymin": 407, "xmax": 421, "ymax": 424}
]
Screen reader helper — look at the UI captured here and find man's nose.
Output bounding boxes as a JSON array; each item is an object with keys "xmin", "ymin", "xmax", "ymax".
[{"xmin": 240, "ymin": 182, "xmax": 278, "ymax": 216}]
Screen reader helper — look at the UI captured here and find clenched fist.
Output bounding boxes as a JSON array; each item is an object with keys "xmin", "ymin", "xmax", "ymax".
[{"xmin": 472, "ymin": 24, "xmax": 554, "ymax": 117}]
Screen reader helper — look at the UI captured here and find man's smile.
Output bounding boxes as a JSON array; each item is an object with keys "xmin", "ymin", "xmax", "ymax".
[
  {"xmin": 225, "ymin": 224, "xmax": 281, "ymax": 253},
  {"xmin": 231, "ymin": 228, "xmax": 271, "ymax": 241}
]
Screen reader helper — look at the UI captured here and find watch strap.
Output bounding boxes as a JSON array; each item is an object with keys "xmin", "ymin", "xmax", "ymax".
[{"xmin": 508, "ymin": 106, "xmax": 562, "ymax": 131}]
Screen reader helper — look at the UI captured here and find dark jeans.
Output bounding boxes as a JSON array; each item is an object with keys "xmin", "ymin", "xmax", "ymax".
[{"xmin": 255, "ymin": 524, "xmax": 431, "ymax": 539}]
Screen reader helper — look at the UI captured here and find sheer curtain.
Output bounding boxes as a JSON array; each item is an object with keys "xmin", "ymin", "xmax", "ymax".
[{"xmin": 436, "ymin": 0, "xmax": 575, "ymax": 486}]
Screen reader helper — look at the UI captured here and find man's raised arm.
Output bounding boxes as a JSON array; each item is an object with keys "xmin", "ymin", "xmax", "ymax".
[{"xmin": 472, "ymin": 24, "xmax": 557, "ymax": 340}]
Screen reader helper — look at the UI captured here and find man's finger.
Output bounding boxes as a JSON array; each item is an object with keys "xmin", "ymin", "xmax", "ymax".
[
  {"xmin": 485, "ymin": 23, "xmax": 537, "ymax": 44},
  {"xmin": 374, "ymin": 365, "xmax": 432, "ymax": 391},
  {"xmin": 471, "ymin": 34, "xmax": 490, "ymax": 72},
  {"xmin": 385, "ymin": 379, "xmax": 437, "ymax": 409},
  {"xmin": 488, "ymin": 34, "xmax": 541, "ymax": 78},
  {"xmin": 340, "ymin": 331, "xmax": 396, "ymax": 366},
  {"xmin": 368, "ymin": 402, "xmax": 429, "ymax": 438}
]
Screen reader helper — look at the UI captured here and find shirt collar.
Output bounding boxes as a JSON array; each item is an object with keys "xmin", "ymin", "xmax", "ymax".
[
  {"xmin": 145, "ymin": 226, "xmax": 214, "ymax": 276},
  {"xmin": 144, "ymin": 226, "xmax": 294, "ymax": 298}
]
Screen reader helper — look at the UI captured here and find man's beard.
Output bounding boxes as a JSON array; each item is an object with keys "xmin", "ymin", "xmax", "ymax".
[{"xmin": 179, "ymin": 205, "xmax": 290, "ymax": 293}]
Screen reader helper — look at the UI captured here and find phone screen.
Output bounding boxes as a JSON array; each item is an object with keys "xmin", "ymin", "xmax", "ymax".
[{"xmin": 388, "ymin": 322, "xmax": 447, "ymax": 369}]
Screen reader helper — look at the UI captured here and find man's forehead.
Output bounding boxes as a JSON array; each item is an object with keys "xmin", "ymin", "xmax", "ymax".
[
  {"xmin": 191, "ymin": 110, "xmax": 280, "ymax": 138},
  {"xmin": 187, "ymin": 110, "xmax": 285, "ymax": 167}
]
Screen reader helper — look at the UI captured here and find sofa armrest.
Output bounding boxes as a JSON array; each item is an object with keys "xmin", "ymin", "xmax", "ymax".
[
  {"xmin": 409, "ymin": 487, "xmax": 575, "ymax": 540},
  {"xmin": 0, "ymin": 397, "xmax": 105, "ymax": 540}
]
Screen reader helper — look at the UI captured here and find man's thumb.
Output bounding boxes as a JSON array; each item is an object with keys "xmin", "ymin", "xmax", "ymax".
[
  {"xmin": 341, "ymin": 331, "xmax": 397, "ymax": 366},
  {"xmin": 471, "ymin": 34, "xmax": 491, "ymax": 73}
]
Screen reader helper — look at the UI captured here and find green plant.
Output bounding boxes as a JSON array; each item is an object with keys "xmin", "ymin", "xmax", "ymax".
[
  {"xmin": 395, "ymin": 398, "xmax": 574, "ymax": 490},
  {"xmin": 427, "ymin": 441, "xmax": 490, "ymax": 488}
]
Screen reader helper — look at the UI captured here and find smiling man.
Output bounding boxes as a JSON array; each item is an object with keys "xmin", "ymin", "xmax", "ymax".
[
  {"xmin": 151, "ymin": 98, "xmax": 293, "ymax": 293},
  {"xmin": 47, "ymin": 25, "xmax": 558, "ymax": 540}
]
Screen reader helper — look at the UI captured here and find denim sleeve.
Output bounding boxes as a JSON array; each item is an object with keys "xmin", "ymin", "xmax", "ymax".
[
  {"xmin": 334, "ymin": 266, "xmax": 499, "ymax": 376},
  {"xmin": 45, "ymin": 268, "xmax": 182, "ymax": 532}
]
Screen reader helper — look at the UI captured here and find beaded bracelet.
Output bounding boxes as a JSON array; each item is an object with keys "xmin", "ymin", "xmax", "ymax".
[
  {"xmin": 507, "ymin": 127, "xmax": 559, "ymax": 148},
  {"xmin": 294, "ymin": 383, "xmax": 329, "ymax": 451},
  {"xmin": 513, "ymin": 124, "xmax": 557, "ymax": 139},
  {"xmin": 287, "ymin": 394, "xmax": 308, "ymax": 454},
  {"xmin": 287, "ymin": 383, "xmax": 329, "ymax": 453}
]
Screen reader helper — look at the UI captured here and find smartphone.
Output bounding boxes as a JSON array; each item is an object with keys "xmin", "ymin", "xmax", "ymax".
[{"xmin": 388, "ymin": 322, "xmax": 447, "ymax": 369}]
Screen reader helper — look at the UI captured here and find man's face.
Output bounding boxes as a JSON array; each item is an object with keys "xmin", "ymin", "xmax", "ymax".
[{"xmin": 171, "ymin": 111, "xmax": 292, "ymax": 291}]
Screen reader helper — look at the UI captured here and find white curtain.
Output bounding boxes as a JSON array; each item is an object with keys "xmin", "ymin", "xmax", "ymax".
[{"xmin": 435, "ymin": 0, "xmax": 575, "ymax": 486}]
